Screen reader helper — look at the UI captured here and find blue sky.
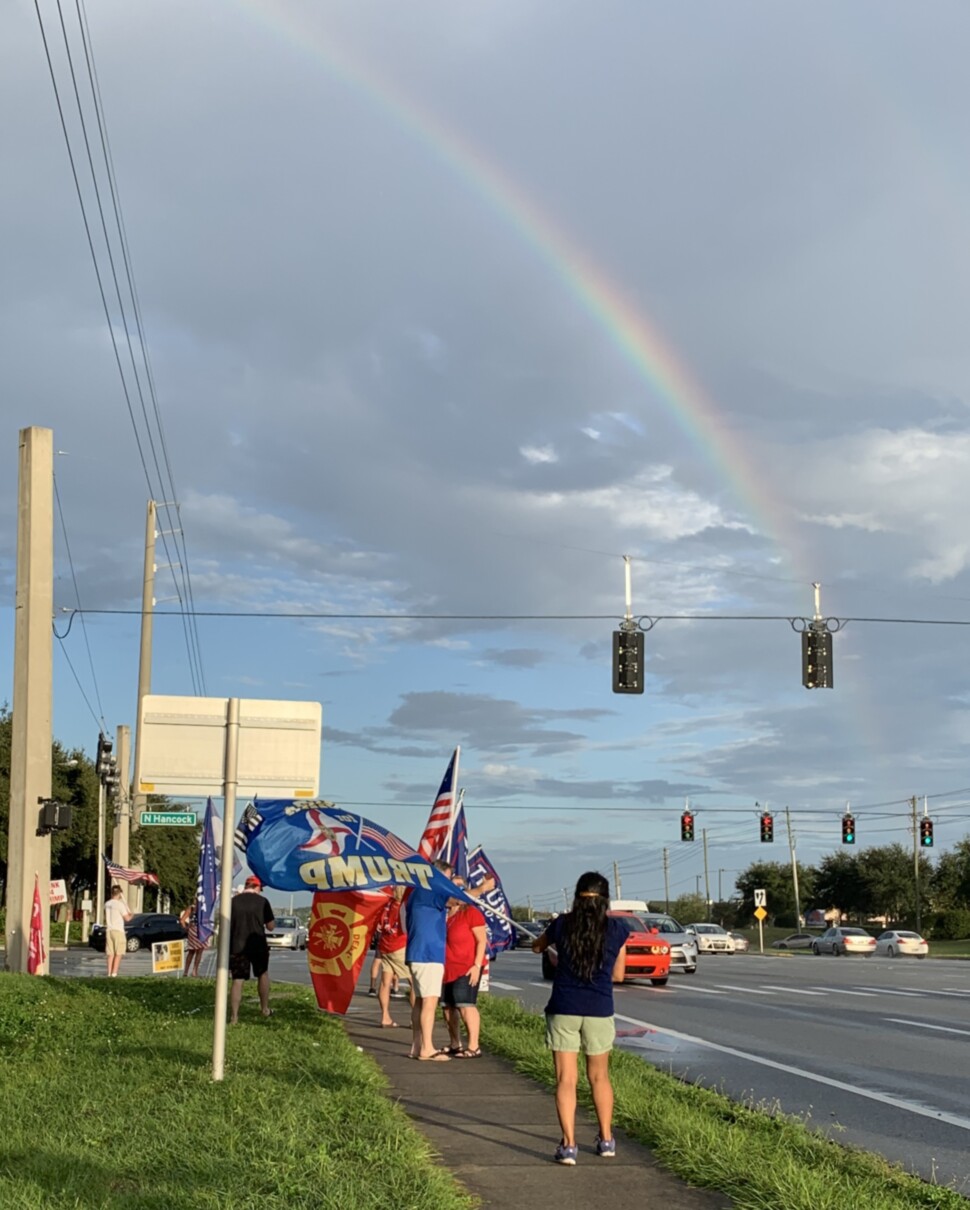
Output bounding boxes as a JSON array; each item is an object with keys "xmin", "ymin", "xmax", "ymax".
[{"xmin": 4, "ymin": 1, "xmax": 970, "ymax": 910}]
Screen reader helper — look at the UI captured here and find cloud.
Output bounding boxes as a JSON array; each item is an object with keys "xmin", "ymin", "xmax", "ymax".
[{"xmin": 519, "ymin": 445, "xmax": 558, "ymax": 465}]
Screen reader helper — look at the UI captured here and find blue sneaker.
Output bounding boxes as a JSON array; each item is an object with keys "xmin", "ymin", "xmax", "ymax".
[
  {"xmin": 595, "ymin": 1136, "xmax": 616, "ymax": 1158},
  {"xmin": 554, "ymin": 1143, "xmax": 578, "ymax": 1166}
]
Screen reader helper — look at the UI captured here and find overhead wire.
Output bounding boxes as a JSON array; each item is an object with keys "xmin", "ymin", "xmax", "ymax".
[
  {"xmin": 53, "ymin": 470, "xmax": 106, "ymax": 730},
  {"xmin": 33, "ymin": 0, "xmax": 206, "ymax": 694}
]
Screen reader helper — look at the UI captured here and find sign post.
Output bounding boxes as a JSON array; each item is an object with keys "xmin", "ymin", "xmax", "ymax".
[
  {"xmin": 134, "ymin": 694, "xmax": 321, "ymax": 1081},
  {"xmin": 753, "ymin": 888, "xmax": 767, "ymax": 954}
]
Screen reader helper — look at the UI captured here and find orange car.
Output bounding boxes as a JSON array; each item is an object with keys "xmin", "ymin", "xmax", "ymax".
[
  {"xmin": 611, "ymin": 911, "xmax": 671, "ymax": 986},
  {"xmin": 539, "ymin": 911, "xmax": 671, "ymax": 986}
]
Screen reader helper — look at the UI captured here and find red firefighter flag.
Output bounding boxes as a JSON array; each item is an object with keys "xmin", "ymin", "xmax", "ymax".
[
  {"xmin": 27, "ymin": 874, "xmax": 46, "ymax": 975},
  {"xmin": 307, "ymin": 890, "xmax": 389, "ymax": 1015}
]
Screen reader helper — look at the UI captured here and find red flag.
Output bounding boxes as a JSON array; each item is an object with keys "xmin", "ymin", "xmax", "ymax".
[
  {"xmin": 27, "ymin": 874, "xmax": 46, "ymax": 975},
  {"xmin": 307, "ymin": 890, "xmax": 389, "ymax": 1015},
  {"xmin": 418, "ymin": 747, "xmax": 459, "ymax": 860}
]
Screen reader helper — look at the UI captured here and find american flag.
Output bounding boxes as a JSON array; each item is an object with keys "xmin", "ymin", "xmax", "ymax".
[
  {"xmin": 103, "ymin": 856, "xmax": 160, "ymax": 887},
  {"xmin": 418, "ymin": 747, "xmax": 459, "ymax": 860},
  {"xmin": 324, "ymin": 811, "xmax": 420, "ymax": 864}
]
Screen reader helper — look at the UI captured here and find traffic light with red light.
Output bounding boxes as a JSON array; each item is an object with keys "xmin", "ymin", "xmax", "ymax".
[
  {"xmin": 760, "ymin": 813, "xmax": 774, "ymax": 843},
  {"xmin": 841, "ymin": 813, "xmax": 856, "ymax": 845},
  {"xmin": 680, "ymin": 811, "xmax": 695, "ymax": 842},
  {"xmin": 919, "ymin": 818, "xmax": 934, "ymax": 848}
]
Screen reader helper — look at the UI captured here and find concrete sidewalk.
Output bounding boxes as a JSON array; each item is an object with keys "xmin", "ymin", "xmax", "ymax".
[{"xmin": 343, "ymin": 997, "xmax": 732, "ymax": 1210}]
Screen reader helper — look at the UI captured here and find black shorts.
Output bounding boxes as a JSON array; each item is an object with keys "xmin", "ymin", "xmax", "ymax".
[
  {"xmin": 230, "ymin": 940, "xmax": 269, "ymax": 981},
  {"xmin": 442, "ymin": 974, "xmax": 479, "ymax": 1008}
]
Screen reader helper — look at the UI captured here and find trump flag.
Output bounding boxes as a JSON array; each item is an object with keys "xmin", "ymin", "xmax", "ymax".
[
  {"xmin": 307, "ymin": 890, "xmax": 389, "ymax": 1015},
  {"xmin": 237, "ymin": 799, "xmax": 472, "ymax": 906},
  {"xmin": 468, "ymin": 846, "xmax": 515, "ymax": 960}
]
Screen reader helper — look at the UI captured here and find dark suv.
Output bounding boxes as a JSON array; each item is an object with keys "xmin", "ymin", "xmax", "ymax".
[{"xmin": 89, "ymin": 912, "xmax": 187, "ymax": 954}]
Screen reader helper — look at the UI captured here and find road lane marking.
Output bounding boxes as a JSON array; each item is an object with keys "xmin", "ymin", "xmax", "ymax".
[
  {"xmin": 856, "ymin": 987, "xmax": 924, "ymax": 997},
  {"xmin": 820, "ymin": 988, "xmax": 875, "ymax": 997},
  {"xmin": 714, "ymin": 984, "xmax": 775, "ymax": 995},
  {"xmin": 886, "ymin": 1017, "xmax": 970, "ymax": 1037},
  {"xmin": 673, "ymin": 985, "xmax": 726, "ymax": 995},
  {"xmin": 759, "ymin": 985, "xmax": 827, "ymax": 996},
  {"xmin": 613, "ymin": 1011, "xmax": 970, "ymax": 1133},
  {"xmin": 488, "ymin": 981, "xmax": 521, "ymax": 991}
]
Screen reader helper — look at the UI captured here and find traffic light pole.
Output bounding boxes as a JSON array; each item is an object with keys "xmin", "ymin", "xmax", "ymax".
[
  {"xmin": 129, "ymin": 501, "xmax": 156, "ymax": 912},
  {"xmin": 702, "ymin": 829, "xmax": 711, "ymax": 920}
]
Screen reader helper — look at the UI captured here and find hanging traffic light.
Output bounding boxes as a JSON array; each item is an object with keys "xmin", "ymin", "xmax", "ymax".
[
  {"xmin": 613, "ymin": 630, "xmax": 644, "ymax": 694},
  {"xmin": 802, "ymin": 628, "xmax": 834, "ymax": 688},
  {"xmin": 681, "ymin": 811, "xmax": 695, "ymax": 842},
  {"xmin": 841, "ymin": 813, "xmax": 856, "ymax": 845},
  {"xmin": 760, "ymin": 813, "xmax": 774, "ymax": 843},
  {"xmin": 919, "ymin": 818, "xmax": 934, "ymax": 848},
  {"xmin": 95, "ymin": 733, "xmax": 113, "ymax": 777}
]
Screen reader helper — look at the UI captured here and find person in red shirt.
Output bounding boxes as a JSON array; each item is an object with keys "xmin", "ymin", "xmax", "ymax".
[
  {"xmin": 376, "ymin": 887, "xmax": 413, "ymax": 1027},
  {"xmin": 441, "ymin": 879, "xmax": 488, "ymax": 1057}
]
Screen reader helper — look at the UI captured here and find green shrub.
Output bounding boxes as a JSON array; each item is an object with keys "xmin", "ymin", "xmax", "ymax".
[{"xmin": 926, "ymin": 908, "xmax": 970, "ymax": 940}]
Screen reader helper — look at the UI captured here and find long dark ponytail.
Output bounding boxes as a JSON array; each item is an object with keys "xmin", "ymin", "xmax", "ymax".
[{"xmin": 560, "ymin": 871, "xmax": 610, "ymax": 982}]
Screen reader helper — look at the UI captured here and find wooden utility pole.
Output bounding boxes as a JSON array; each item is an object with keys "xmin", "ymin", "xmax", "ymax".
[
  {"xmin": 612, "ymin": 860, "xmax": 622, "ymax": 900},
  {"xmin": 111, "ymin": 724, "xmax": 132, "ymax": 866},
  {"xmin": 911, "ymin": 796, "xmax": 921, "ymax": 935},
  {"xmin": 663, "ymin": 847, "xmax": 670, "ymax": 912},
  {"xmin": 702, "ymin": 828, "xmax": 711, "ymax": 920},
  {"xmin": 4, "ymin": 428, "xmax": 54, "ymax": 973}
]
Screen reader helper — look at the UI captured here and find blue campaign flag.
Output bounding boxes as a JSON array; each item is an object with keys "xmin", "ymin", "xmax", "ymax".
[
  {"xmin": 468, "ymin": 845, "xmax": 515, "ymax": 959},
  {"xmin": 447, "ymin": 801, "xmax": 468, "ymax": 882},
  {"xmin": 237, "ymin": 798, "xmax": 477, "ymax": 906},
  {"xmin": 195, "ymin": 797, "xmax": 218, "ymax": 948}
]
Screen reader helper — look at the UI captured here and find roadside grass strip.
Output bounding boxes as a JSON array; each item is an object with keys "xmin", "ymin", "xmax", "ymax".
[
  {"xmin": 478, "ymin": 996, "xmax": 968, "ymax": 1210},
  {"xmin": 0, "ymin": 976, "xmax": 475, "ymax": 1210}
]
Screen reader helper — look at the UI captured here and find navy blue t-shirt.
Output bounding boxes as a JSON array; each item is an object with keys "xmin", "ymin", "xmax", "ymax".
[{"xmin": 544, "ymin": 914, "xmax": 631, "ymax": 1018}]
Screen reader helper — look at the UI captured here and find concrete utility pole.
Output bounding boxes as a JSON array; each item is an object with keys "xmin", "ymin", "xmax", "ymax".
[
  {"xmin": 663, "ymin": 847, "xmax": 670, "ymax": 912},
  {"xmin": 111, "ymin": 724, "xmax": 131, "ymax": 867},
  {"xmin": 129, "ymin": 501, "xmax": 156, "ymax": 913},
  {"xmin": 612, "ymin": 860, "xmax": 622, "ymax": 900},
  {"xmin": 702, "ymin": 828, "xmax": 711, "ymax": 919},
  {"xmin": 785, "ymin": 806, "xmax": 802, "ymax": 928},
  {"xmin": 911, "ymin": 795, "xmax": 921, "ymax": 935},
  {"xmin": 5, "ymin": 427, "xmax": 54, "ymax": 973}
]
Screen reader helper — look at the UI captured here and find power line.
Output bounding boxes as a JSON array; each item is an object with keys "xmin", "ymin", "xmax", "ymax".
[
  {"xmin": 53, "ymin": 471, "xmax": 106, "ymax": 729},
  {"xmin": 33, "ymin": 0, "xmax": 206, "ymax": 694}
]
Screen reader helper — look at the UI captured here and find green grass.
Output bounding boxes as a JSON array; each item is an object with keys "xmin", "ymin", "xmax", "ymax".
[
  {"xmin": 0, "ymin": 976, "xmax": 475, "ymax": 1210},
  {"xmin": 478, "ymin": 995, "xmax": 968, "ymax": 1210}
]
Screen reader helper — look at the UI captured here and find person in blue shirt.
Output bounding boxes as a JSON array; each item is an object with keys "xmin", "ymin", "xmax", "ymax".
[{"xmin": 533, "ymin": 871, "xmax": 630, "ymax": 1165}]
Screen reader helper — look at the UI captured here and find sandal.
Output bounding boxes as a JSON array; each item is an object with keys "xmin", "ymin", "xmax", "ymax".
[
  {"xmin": 416, "ymin": 1051, "xmax": 452, "ymax": 1062},
  {"xmin": 455, "ymin": 1047, "xmax": 481, "ymax": 1058}
]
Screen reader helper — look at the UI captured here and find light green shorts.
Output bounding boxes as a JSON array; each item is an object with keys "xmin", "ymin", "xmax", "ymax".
[{"xmin": 545, "ymin": 1013, "xmax": 615, "ymax": 1056}]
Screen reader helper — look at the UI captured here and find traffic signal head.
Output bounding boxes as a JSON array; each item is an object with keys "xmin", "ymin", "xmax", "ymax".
[
  {"xmin": 613, "ymin": 629, "xmax": 644, "ymax": 694},
  {"xmin": 919, "ymin": 818, "xmax": 934, "ymax": 848},
  {"xmin": 681, "ymin": 811, "xmax": 695, "ymax": 842},
  {"xmin": 841, "ymin": 813, "xmax": 856, "ymax": 845},
  {"xmin": 760, "ymin": 813, "xmax": 774, "ymax": 843},
  {"xmin": 802, "ymin": 628, "xmax": 834, "ymax": 689},
  {"xmin": 96, "ymin": 733, "xmax": 113, "ymax": 776}
]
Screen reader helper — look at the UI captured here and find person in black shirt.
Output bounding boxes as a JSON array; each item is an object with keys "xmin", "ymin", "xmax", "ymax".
[{"xmin": 229, "ymin": 875, "xmax": 275, "ymax": 1022}]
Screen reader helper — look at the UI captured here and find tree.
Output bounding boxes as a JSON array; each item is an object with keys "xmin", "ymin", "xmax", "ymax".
[
  {"xmin": 931, "ymin": 840, "xmax": 970, "ymax": 909},
  {"xmin": 813, "ymin": 851, "xmax": 867, "ymax": 919},
  {"xmin": 671, "ymin": 893, "xmax": 707, "ymax": 923},
  {"xmin": 735, "ymin": 860, "xmax": 816, "ymax": 925},
  {"xmin": 860, "ymin": 844, "xmax": 928, "ymax": 924},
  {"xmin": 132, "ymin": 799, "xmax": 202, "ymax": 910}
]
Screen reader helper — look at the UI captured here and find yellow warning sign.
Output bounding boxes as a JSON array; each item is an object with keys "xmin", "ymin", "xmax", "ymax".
[{"xmin": 754, "ymin": 906, "xmax": 768, "ymax": 921}]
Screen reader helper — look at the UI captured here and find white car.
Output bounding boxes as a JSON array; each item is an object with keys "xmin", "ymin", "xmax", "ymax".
[
  {"xmin": 686, "ymin": 924, "xmax": 736, "ymax": 954},
  {"xmin": 266, "ymin": 914, "xmax": 308, "ymax": 950},
  {"xmin": 874, "ymin": 930, "xmax": 928, "ymax": 959}
]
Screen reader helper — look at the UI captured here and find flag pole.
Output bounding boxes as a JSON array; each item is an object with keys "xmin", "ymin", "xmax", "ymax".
[{"xmin": 443, "ymin": 746, "xmax": 460, "ymax": 851}]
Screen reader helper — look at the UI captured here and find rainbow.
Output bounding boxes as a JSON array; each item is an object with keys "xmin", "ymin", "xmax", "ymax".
[{"xmin": 238, "ymin": 2, "xmax": 801, "ymax": 564}]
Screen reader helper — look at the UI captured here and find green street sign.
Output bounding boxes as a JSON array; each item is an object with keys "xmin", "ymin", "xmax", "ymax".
[{"xmin": 139, "ymin": 811, "xmax": 197, "ymax": 827}]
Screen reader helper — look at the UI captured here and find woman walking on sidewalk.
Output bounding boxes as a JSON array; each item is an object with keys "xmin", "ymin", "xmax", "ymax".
[{"xmin": 532, "ymin": 871, "xmax": 630, "ymax": 1165}]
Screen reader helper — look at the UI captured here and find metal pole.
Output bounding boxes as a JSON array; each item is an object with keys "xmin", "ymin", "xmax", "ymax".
[
  {"xmin": 612, "ymin": 860, "xmax": 622, "ymax": 900},
  {"xmin": 96, "ymin": 779, "xmax": 106, "ymax": 925},
  {"xmin": 212, "ymin": 698, "xmax": 241, "ymax": 1081},
  {"xmin": 702, "ymin": 829, "xmax": 711, "ymax": 919},
  {"xmin": 4, "ymin": 428, "xmax": 53, "ymax": 973},
  {"xmin": 623, "ymin": 555, "xmax": 633, "ymax": 621},
  {"xmin": 718, "ymin": 869, "xmax": 723, "ymax": 903},
  {"xmin": 527, "ymin": 895, "xmax": 533, "ymax": 921},
  {"xmin": 129, "ymin": 501, "xmax": 156, "ymax": 913},
  {"xmin": 663, "ymin": 848, "xmax": 669, "ymax": 912},
  {"xmin": 562, "ymin": 888, "xmax": 569, "ymax": 911}
]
